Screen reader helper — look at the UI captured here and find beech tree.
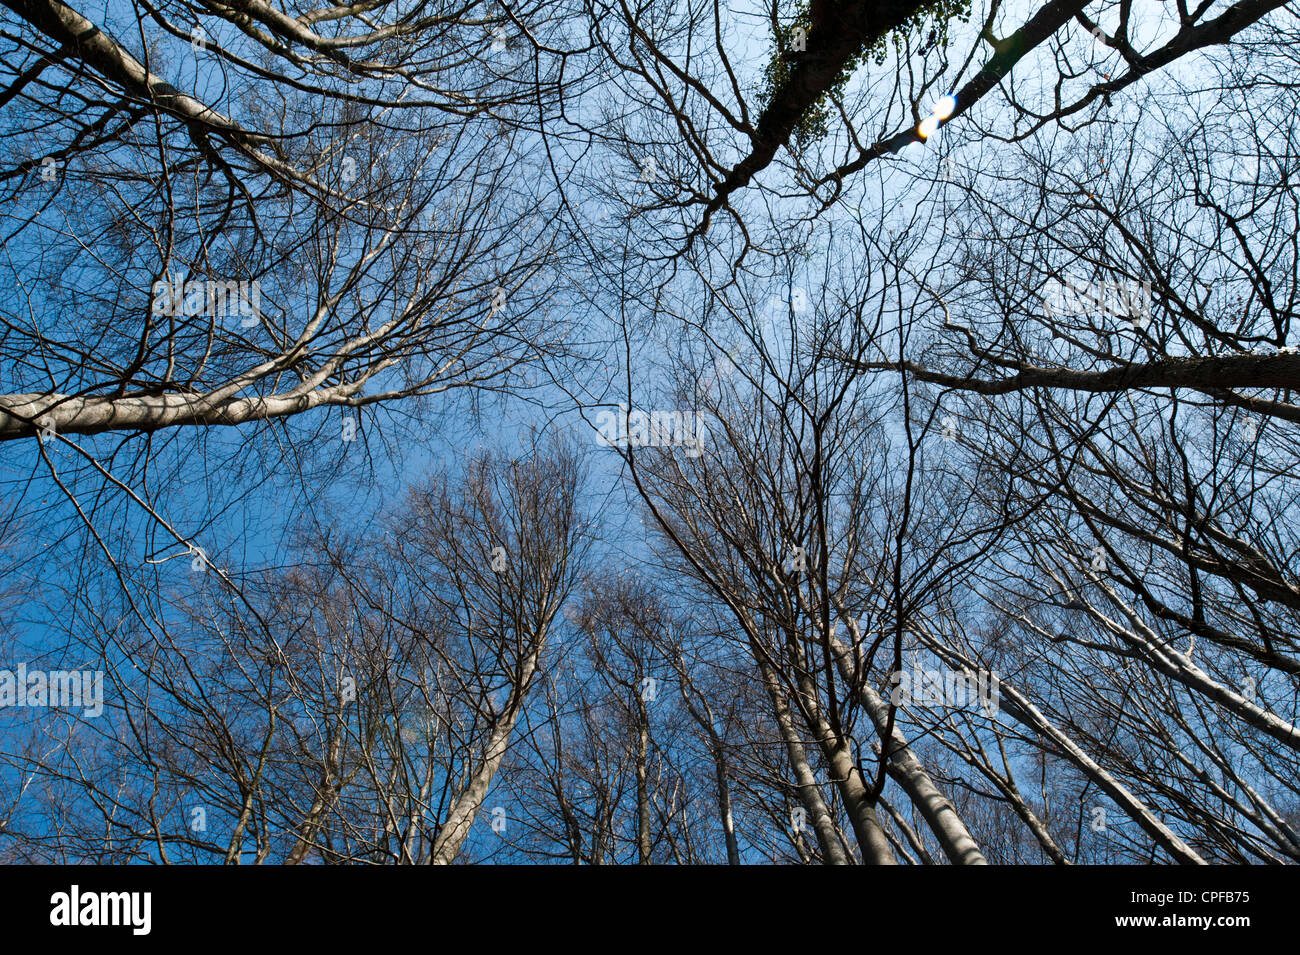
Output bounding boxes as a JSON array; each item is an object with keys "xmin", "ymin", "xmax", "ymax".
[
  {"xmin": 0, "ymin": 439, "xmax": 588, "ymax": 863},
  {"xmin": 3, "ymin": 0, "xmax": 1299, "ymax": 866},
  {"xmin": 1, "ymin": 0, "xmax": 581, "ymax": 443}
]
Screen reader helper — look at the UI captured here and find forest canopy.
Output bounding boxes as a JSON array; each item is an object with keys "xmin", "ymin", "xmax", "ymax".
[{"xmin": 0, "ymin": 0, "xmax": 1296, "ymax": 866}]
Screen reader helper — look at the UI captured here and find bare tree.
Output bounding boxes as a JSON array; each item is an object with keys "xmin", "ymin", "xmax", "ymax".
[{"xmin": 0, "ymin": 436, "xmax": 589, "ymax": 863}]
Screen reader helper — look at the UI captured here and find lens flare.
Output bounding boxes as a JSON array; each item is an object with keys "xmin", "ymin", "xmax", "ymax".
[{"xmin": 934, "ymin": 95, "xmax": 957, "ymax": 120}]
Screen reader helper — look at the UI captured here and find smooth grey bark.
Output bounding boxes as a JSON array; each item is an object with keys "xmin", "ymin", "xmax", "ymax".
[
  {"xmin": 286, "ymin": 731, "xmax": 348, "ymax": 865},
  {"xmin": 921, "ymin": 633, "xmax": 1207, "ymax": 865},
  {"xmin": 0, "ymin": 388, "xmax": 367, "ymax": 441},
  {"xmin": 428, "ymin": 646, "xmax": 542, "ymax": 865},
  {"xmin": 819, "ymin": 733, "xmax": 899, "ymax": 866},
  {"xmin": 834, "ymin": 615, "xmax": 988, "ymax": 865},
  {"xmin": 879, "ymin": 794, "xmax": 935, "ymax": 865},
  {"xmin": 758, "ymin": 659, "xmax": 851, "ymax": 864},
  {"xmin": 715, "ymin": 757, "xmax": 742, "ymax": 866},
  {"xmin": 785, "ymin": 662, "xmax": 897, "ymax": 866},
  {"xmin": 635, "ymin": 705, "xmax": 651, "ymax": 865},
  {"xmin": 678, "ymin": 668, "xmax": 742, "ymax": 865}
]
